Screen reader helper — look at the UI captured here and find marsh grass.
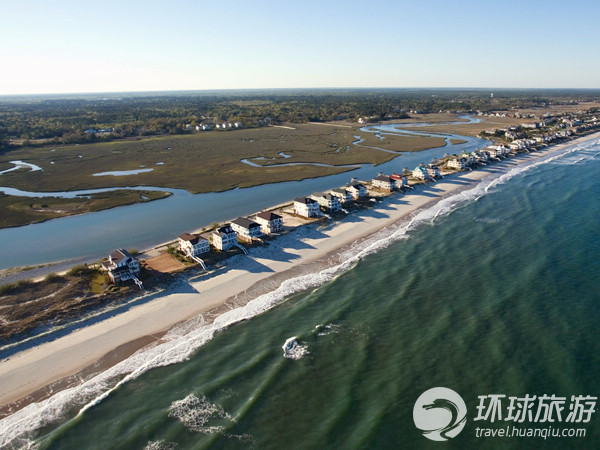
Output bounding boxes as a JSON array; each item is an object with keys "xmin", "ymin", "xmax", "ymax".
[{"xmin": 1, "ymin": 122, "xmax": 446, "ymax": 227}]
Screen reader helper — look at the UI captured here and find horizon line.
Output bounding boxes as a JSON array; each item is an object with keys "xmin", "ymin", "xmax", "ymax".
[{"xmin": 2, "ymin": 86, "xmax": 600, "ymax": 99}]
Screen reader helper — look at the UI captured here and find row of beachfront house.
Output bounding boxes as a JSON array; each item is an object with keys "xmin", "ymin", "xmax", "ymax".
[
  {"xmin": 180, "ymin": 211, "xmax": 285, "ymax": 255},
  {"xmin": 103, "ymin": 162, "xmax": 472, "ymax": 283},
  {"xmin": 445, "ymin": 147, "xmax": 510, "ymax": 171},
  {"xmin": 103, "ymin": 211, "xmax": 284, "ymax": 282},
  {"xmin": 293, "ymin": 180, "xmax": 370, "ymax": 217},
  {"xmin": 444, "ymin": 140, "xmax": 543, "ymax": 171}
]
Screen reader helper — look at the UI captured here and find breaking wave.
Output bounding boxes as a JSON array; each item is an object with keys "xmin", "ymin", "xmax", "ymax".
[
  {"xmin": 168, "ymin": 394, "xmax": 234, "ymax": 434},
  {"xmin": 144, "ymin": 440, "xmax": 178, "ymax": 450},
  {"xmin": 282, "ymin": 337, "xmax": 309, "ymax": 360},
  {"xmin": 1, "ymin": 138, "xmax": 598, "ymax": 448}
]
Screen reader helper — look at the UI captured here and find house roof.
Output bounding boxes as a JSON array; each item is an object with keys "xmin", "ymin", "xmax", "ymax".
[
  {"xmin": 331, "ymin": 188, "xmax": 349, "ymax": 195},
  {"xmin": 373, "ymin": 174, "xmax": 393, "ymax": 182},
  {"xmin": 312, "ymin": 192, "xmax": 338, "ymax": 201},
  {"xmin": 256, "ymin": 211, "xmax": 282, "ymax": 221},
  {"xmin": 346, "ymin": 183, "xmax": 365, "ymax": 190},
  {"xmin": 179, "ymin": 233, "xmax": 207, "ymax": 245},
  {"xmin": 215, "ymin": 225, "xmax": 235, "ymax": 235},
  {"xmin": 232, "ymin": 217, "xmax": 260, "ymax": 229},
  {"xmin": 110, "ymin": 248, "xmax": 132, "ymax": 264},
  {"xmin": 294, "ymin": 196, "xmax": 317, "ymax": 204}
]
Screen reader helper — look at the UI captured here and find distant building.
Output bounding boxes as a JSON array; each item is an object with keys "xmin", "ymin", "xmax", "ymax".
[
  {"xmin": 447, "ymin": 158, "xmax": 466, "ymax": 170},
  {"xmin": 329, "ymin": 188, "xmax": 353, "ymax": 204},
  {"xmin": 389, "ymin": 173, "xmax": 408, "ymax": 189},
  {"xmin": 310, "ymin": 192, "xmax": 342, "ymax": 212},
  {"xmin": 294, "ymin": 197, "xmax": 321, "ymax": 218},
  {"xmin": 255, "ymin": 211, "xmax": 284, "ymax": 234},
  {"xmin": 231, "ymin": 217, "xmax": 263, "ymax": 241},
  {"xmin": 346, "ymin": 182, "xmax": 367, "ymax": 199},
  {"xmin": 178, "ymin": 233, "xmax": 210, "ymax": 256},
  {"xmin": 372, "ymin": 174, "xmax": 396, "ymax": 191},
  {"xmin": 211, "ymin": 225, "xmax": 238, "ymax": 250},
  {"xmin": 412, "ymin": 166, "xmax": 430, "ymax": 180},
  {"xmin": 426, "ymin": 165, "xmax": 441, "ymax": 178},
  {"xmin": 102, "ymin": 249, "xmax": 140, "ymax": 283}
]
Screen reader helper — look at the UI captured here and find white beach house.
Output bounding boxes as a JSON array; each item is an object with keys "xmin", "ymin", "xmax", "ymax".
[
  {"xmin": 389, "ymin": 173, "xmax": 408, "ymax": 189},
  {"xmin": 447, "ymin": 158, "xmax": 466, "ymax": 170},
  {"xmin": 412, "ymin": 166, "xmax": 430, "ymax": 180},
  {"xmin": 426, "ymin": 165, "xmax": 441, "ymax": 178},
  {"xmin": 211, "ymin": 225, "xmax": 238, "ymax": 250},
  {"xmin": 346, "ymin": 182, "xmax": 367, "ymax": 200},
  {"xmin": 178, "ymin": 233, "xmax": 210, "ymax": 256},
  {"xmin": 472, "ymin": 151, "xmax": 488, "ymax": 162},
  {"xmin": 310, "ymin": 192, "xmax": 342, "ymax": 212},
  {"xmin": 294, "ymin": 197, "xmax": 321, "ymax": 218},
  {"xmin": 372, "ymin": 174, "xmax": 396, "ymax": 191},
  {"xmin": 329, "ymin": 188, "xmax": 353, "ymax": 205},
  {"xmin": 102, "ymin": 248, "xmax": 140, "ymax": 283},
  {"xmin": 255, "ymin": 211, "xmax": 284, "ymax": 234},
  {"xmin": 231, "ymin": 217, "xmax": 263, "ymax": 241}
]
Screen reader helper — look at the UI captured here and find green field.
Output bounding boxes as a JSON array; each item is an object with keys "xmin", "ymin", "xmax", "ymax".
[
  {"xmin": 0, "ymin": 120, "xmax": 451, "ymax": 227},
  {"xmin": 0, "ymin": 190, "xmax": 172, "ymax": 228}
]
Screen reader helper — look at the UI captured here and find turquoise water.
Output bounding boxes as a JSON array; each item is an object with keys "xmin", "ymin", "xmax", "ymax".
[{"xmin": 3, "ymin": 138, "xmax": 600, "ymax": 448}]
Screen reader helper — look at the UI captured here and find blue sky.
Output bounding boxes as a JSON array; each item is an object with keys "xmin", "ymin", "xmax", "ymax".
[{"xmin": 1, "ymin": 0, "xmax": 599, "ymax": 95}]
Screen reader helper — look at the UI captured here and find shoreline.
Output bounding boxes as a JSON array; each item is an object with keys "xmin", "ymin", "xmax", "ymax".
[{"xmin": 1, "ymin": 131, "xmax": 599, "ymax": 414}]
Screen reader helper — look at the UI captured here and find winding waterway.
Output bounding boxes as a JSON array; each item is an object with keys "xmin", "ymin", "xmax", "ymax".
[{"xmin": 0, "ymin": 119, "xmax": 487, "ymax": 270}]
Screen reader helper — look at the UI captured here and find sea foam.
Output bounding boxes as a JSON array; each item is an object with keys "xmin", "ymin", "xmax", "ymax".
[
  {"xmin": 168, "ymin": 394, "xmax": 234, "ymax": 434},
  {"xmin": 282, "ymin": 337, "xmax": 309, "ymax": 360},
  {"xmin": 1, "ymin": 139, "xmax": 596, "ymax": 448}
]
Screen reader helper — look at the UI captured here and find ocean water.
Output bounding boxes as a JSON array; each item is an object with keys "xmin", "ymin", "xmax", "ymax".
[{"xmin": 2, "ymin": 138, "xmax": 600, "ymax": 449}]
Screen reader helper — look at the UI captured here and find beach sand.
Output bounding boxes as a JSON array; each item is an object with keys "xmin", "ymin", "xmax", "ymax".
[{"xmin": 1, "ymin": 132, "xmax": 599, "ymax": 411}]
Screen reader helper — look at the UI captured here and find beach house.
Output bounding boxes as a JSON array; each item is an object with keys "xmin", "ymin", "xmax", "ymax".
[
  {"xmin": 102, "ymin": 248, "xmax": 140, "ymax": 283},
  {"xmin": 178, "ymin": 233, "xmax": 210, "ymax": 256},
  {"xmin": 389, "ymin": 173, "xmax": 408, "ymax": 189},
  {"xmin": 426, "ymin": 165, "xmax": 441, "ymax": 178},
  {"xmin": 310, "ymin": 192, "xmax": 342, "ymax": 212},
  {"xmin": 294, "ymin": 197, "xmax": 321, "ymax": 218},
  {"xmin": 472, "ymin": 151, "xmax": 488, "ymax": 163},
  {"xmin": 211, "ymin": 225, "xmax": 238, "ymax": 250},
  {"xmin": 372, "ymin": 174, "xmax": 396, "ymax": 191},
  {"xmin": 255, "ymin": 211, "xmax": 284, "ymax": 234},
  {"xmin": 231, "ymin": 217, "xmax": 263, "ymax": 241},
  {"xmin": 447, "ymin": 158, "xmax": 466, "ymax": 170},
  {"xmin": 329, "ymin": 188, "xmax": 353, "ymax": 205},
  {"xmin": 412, "ymin": 166, "xmax": 431, "ymax": 180},
  {"xmin": 346, "ymin": 182, "xmax": 367, "ymax": 200}
]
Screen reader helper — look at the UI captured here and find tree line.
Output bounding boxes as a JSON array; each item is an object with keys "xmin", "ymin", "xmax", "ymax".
[{"xmin": 1, "ymin": 88, "xmax": 598, "ymax": 150}]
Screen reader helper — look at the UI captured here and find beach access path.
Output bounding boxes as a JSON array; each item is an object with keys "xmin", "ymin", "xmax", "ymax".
[{"xmin": 1, "ymin": 131, "xmax": 599, "ymax": 409}]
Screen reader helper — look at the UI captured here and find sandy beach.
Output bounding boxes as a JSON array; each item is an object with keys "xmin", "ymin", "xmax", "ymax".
[{"xmin": 1, "ymin": 131, "xmax": 599, "ymax": 412}]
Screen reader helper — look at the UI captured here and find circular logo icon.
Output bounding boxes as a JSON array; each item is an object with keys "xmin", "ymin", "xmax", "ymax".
[{"xmin": 413, "ymin": 387, "xmax": 467, "ymax": 441}]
